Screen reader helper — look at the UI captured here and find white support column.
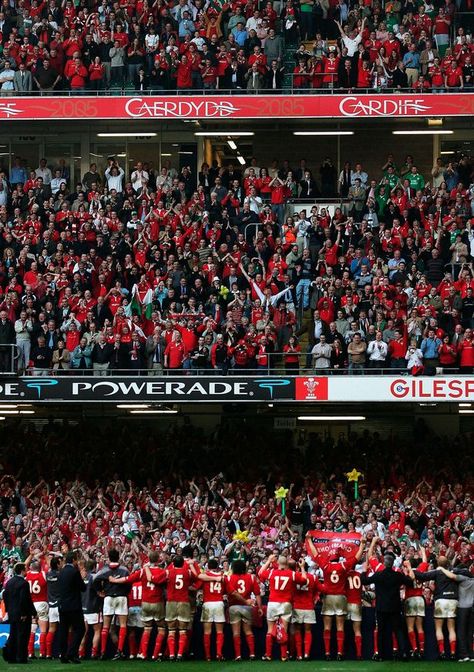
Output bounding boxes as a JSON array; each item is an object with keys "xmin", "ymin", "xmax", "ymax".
[
  {"xmin": 80, "ymin": 132, "xmax": 90, "ymax": 180},
  {"xmin": 433, "ymin": 131, "xmax": 440, "ymax": 164}
]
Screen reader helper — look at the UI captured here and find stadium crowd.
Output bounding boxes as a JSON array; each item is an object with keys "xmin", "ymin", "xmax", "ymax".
[
  {"xmin": 0, "ymin": 422, "xmax": 473, "ymax": 663},
  {"xmin": 0, "ymin": 0, "xmax": 472, "ymax": 93},
  {"xmin": 0, "ymin": 150, "xmax": 473, "ymax": 374}
]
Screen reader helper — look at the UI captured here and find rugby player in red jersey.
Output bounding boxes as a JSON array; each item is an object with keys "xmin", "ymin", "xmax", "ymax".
[
  {"xmin": 110, "ymin": 551, "xmax": 166, "ymax": 660},
  {"xmin": 346, "ymin": 566, "xmax": 364, "ymax": 659},
  {"xmin": 403, "ymin": 548, "xmax": 429, "ymax": 658},
  {"xmin": 200, "ymin": 559, "xmax": 226, "ymax": 661},
  {"xmin": 258, "ymin": 553, "xmax": 307, "ymax": 661},
  {"xmin": 307, "ymin": 535, "xmax": 365, "ymax": 660},
  {"xmin": 146, "ymin": 555, "xmax": 195, "ymax": 661},
  {"xmin": 225, "ymin": 560, "xmax": 262, "ymax": 661},
  {"xmin": 289, "ymin": 559, "xmax": 321, "ymax": 660},
  {"xmin": 26, "ymin": 558, "xmax": 49, "ymax": 659},
  {"xmin": 124, "ymin": 573, "xmax": 143, "ymax": 659}
]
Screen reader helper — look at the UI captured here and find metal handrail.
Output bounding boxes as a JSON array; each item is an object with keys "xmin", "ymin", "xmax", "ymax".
[
  {"xmin": 4, "ymin": 357, "xmax": 463, "ymax": 377},
  {"xmin": 3, "ymin": 85, "xmax": 472, "ymax": 97},
  {"xmin": 0, "ymin": 344, "xmax": 19, "ymax": 374}
]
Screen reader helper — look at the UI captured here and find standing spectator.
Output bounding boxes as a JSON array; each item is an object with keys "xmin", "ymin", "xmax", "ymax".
[
  {"xmin": 311, "ymin": 334, "xmax": 332, "ymax": 371},
  {"xmin": 33, "ymin": 59, "xmax": 61, "ymax": 94},
  {"xmin": 146, "ymin": 327, "xmax": 165, "ymax": 375},
  {"xmin": 89, "ymin": 56, "xmax": 105, "ymax": 91},
  {"xmin": 347, "ymin": 333, "xmax": 367, "ymax": 373},
  {"xmin": 52, "ymin": 339, "xmax": 71, "ymax": 372},
  {"xmin": 109, "ymin": 41, "xmax": 125, "ymax": 88},
  {"xmin": 30, "ymin": 335, "xmax": 52, "ymax": 375},
  {"xmin": 421, "ymin": 328, "xmax": 442, "ymax": 369},
  {"xmin": 164, "ymin": 331, "xmax": 187, "ymax": 371},
  {"xmin": 0, "ymin": 309, "xmax": 15, "ymax": 372},
  {"xmin": 458, "ymin": 328, "xmax": 474, "ymax": 373},
  {"xmin": 403, "ymin": 44, "xmax": 421, "ymax": 86},
  {"xmin": 71, "ymin": 337, "xmax": 93, "ymax": 370},
  {"xmin": 105, "ymin": 159, "xmax": 125, "ymax": 191},
  {"xmin": 64, "ymin": 55, "xmax": 89, "ymax": 94},
  {"xmin": 0, "ymin": 60, "xmax": 15, "ymax": 95},
  {"xmin": 91, "ymin": 333, "xmax": 112, "ymax": 376},
  {"xmin": 367, "ymin": 331, "xmax": 389, "ymax": 370},
  {"xmin": 246, "ymin": 63, "xmax": 265, "ymax": 91},
  {"xmin": 14, "ymin": 310, "xmax": 33, "ymax": 374},
  {"xmin": 13, "ymin": 62, "xmax": 32, "ymax": 92}
]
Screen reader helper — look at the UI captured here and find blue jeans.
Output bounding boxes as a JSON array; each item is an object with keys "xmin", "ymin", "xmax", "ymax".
[
  {"xmin": 271, "ymin": 203, "xmax": 285, "ymax": 231},
  {"xmin": 296, "ymin": 279, "xmax": 311, "ymax": 309}
]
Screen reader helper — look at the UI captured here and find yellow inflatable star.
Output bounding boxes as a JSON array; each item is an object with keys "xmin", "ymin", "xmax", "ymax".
[
  {"xmin": 274, "ymin": 486, "xmax": 289, "ymax": 500},
  {"xmin": 346, "ymin": 468, "xmax": 362, "ymax": 482},
  {"xmin": 233, "ymin": 530, "xmax": 250, "ymax": 543}
]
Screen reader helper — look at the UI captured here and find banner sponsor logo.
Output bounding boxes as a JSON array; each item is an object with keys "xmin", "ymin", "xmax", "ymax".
[
  {"xmin": 0, "ymin": 102, "xmax": 24, "ymax": 118},
  {"xmin": 295, "ymin": 377, "xmax": 329, "ymax": 401},
  {"xmin": 339, "ymin": 96, "xmax": 430, "ymax": 117},
  {"xmin": 0, "ymin": 377, "xmax": 295, "ymax": 402},
  {"xmin": 124, "ymin": 98, "xmax": 239, "ymax": 118},
  {"xmin": 390, "ymin": 377, "xmax": 474, "ymax": 399}
]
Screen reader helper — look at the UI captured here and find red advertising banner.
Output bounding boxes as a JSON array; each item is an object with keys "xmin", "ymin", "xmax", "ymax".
[
  {"xmin": 0, "ymin": 94, "xmax": 473, "ymax": 121},
  {"xmin": 306, "ymin": 531, "xmax": 362, "ymax": 563}
]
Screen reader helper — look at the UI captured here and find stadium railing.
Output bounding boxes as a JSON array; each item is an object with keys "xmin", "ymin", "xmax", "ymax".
[
  {"xmin": 2, "ymin": 85, "xmax": 472, "ymax": 97},
  {"xmin": 0, "ymin": 357, "xmax": 462, "ymax": 377}
]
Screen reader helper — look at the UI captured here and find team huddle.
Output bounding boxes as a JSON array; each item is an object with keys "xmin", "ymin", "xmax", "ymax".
[{"xmin": 15, "ymin": 533, "xmax": 472, "ymax": 663}]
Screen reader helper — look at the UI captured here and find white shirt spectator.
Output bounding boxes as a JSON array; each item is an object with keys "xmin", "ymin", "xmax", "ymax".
[
  {"xmin": 367, "ymin": 339, "xmax": 388, "ymax": 360},
  {"xmin": 342, "ymin": 32, "xmax": 362, "ymax": 56},
  {"xmin": 105, "ymin": 165, "xmax": 125, "ymax": 191},
  {"xmin": 406, "ymin": 346, "xmax": 423, "ymax": 369},
  {"xmin": 246, "ymin": 16, "xmax": 261, "ymax": 32},
  {"xmin": 0, "ymin": 183, "xmax": 7, "ymax": 207},
  {"xmin": 145, "ymin": 33, "xmax": 160, "ymax": 50},
  {"xmin": 130, "ymin": 168, "xmax": 149, "ymax": 192},
  {"xmin": 243, "ymin": 194, "xmax": 262, "ymax": 214},
  {"xmin": 35, "ymin": 165, "xmax": 53, "ymax": 184}
]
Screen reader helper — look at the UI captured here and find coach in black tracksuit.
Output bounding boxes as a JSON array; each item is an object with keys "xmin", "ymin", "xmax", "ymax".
[
  {"xmin": 362, "ymin": 552, "xmax": 413, "ymax": 659},
  {"xmin": 3, "ymin": 563, "xmax": 36, "ymax": 664}
]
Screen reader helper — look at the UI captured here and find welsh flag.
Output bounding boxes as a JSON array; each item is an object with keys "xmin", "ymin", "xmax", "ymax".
[{"xmin": 125, "ymin": 284, "xmax": 154, "ymax": 319}]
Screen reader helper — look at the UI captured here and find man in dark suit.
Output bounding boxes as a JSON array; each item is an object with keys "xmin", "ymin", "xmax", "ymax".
[
  {"xmin": 224, "ymin": 60, "xmax": 247, "ymax": 90},
  {"xmin": 145, "ymin": 327, "xmax": 165, "ymax": 373},
  {"xmin": 362, "ymin": 551, "xmax": 413, "ymax": 659},
  {"xmin": 3, "ymin": 562, "xmax": 36, "ymax": 664},
  {"xmin": 266, "ymin": 60, "xmax": 285, "ymax": 91},
  {"xmin": 0, "ymin": 310, "xmax": 15, "ymax": 372},
  {"xmin": 58, "ymin": 551, "xmax": 86, "ymax": 663},
  {"xmin": 13, "ymin": 64, "xmax": 32, "ymax": 93}
]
